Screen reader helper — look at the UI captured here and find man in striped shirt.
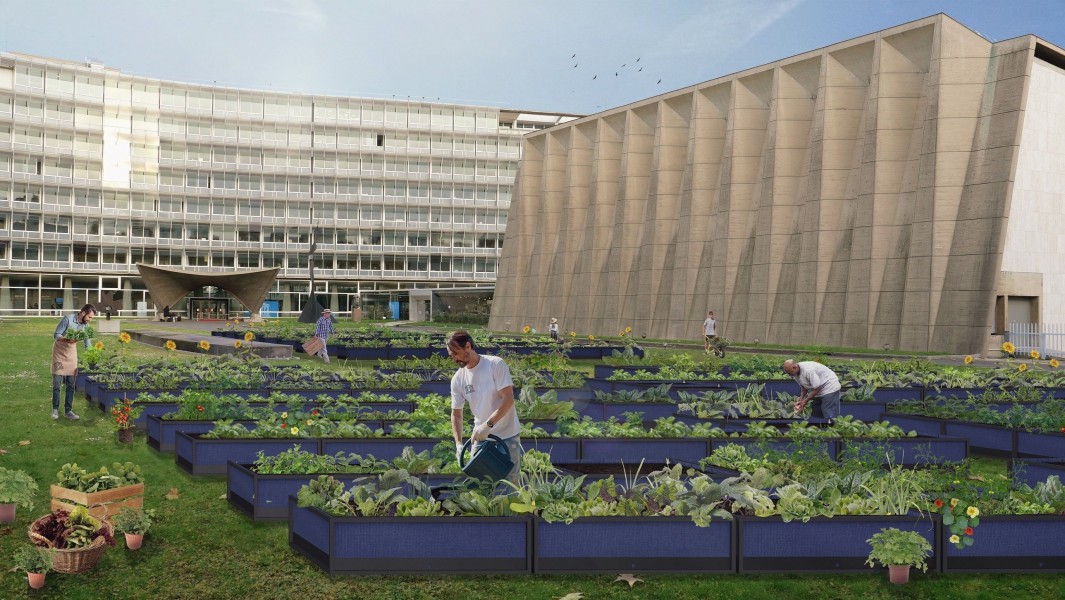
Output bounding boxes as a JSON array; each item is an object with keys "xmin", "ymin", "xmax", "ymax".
[{"xmin": 314, "ymin": 308, "xmax": 335, "ymax": 363}]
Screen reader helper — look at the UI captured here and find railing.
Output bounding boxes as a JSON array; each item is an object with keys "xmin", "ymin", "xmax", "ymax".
[{"xmin": 1006, "ymin": 322, "xmax": 1065, "ymax": 356}]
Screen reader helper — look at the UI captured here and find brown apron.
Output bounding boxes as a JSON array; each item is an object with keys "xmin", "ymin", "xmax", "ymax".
[{"xmin": 51, "ymin": 340, "xmax": 78, "ymax": 376}]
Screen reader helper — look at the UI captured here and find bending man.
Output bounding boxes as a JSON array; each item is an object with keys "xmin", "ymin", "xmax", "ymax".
[{"xmin": 782, "ymin": 359, "xmax": 841, "ymax": 420}]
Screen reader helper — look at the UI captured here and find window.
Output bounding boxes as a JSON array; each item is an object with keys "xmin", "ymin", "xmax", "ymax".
[
  {"xmin": 238, "ymin": 225, "xmax": 261, "ymax": 242},
  {"xmin": 131, "ymin": 221, "xmax": 154, "ymax": 237},
  {"xmin": 102, "ymin": 219, "xmax": 129, "ymax": 237},
  {"xmin": 159, "ymin": 197, "xmax": 183, "ymax": 213},
  {"xmin": 186, "ymin": 224, "xmax": 209, "ymax": 240},
  {"xmin": 12, "ymin": 213, "xmax": 41, "ymax": 232},
  {"xmin": 158, "ymin": 223, "xmax": 181, "ymax": 239},
  {"xmin": 102, "ymin": 192, "xmax": 130, "ymax": 210}
]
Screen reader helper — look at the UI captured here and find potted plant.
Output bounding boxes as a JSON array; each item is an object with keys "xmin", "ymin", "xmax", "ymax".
[
  {"xmin": 12, "ymin": 544, "xmax": 53, "ymax": 589},
  {"xmin": 0, "ymin": 466, "xmax": 39, "ymax": 522},
  {"xmin": 112, "ymin": 506, "xmax": 154, "ymax": 550},
  {"xmin": 111, "ymin": 398, "xmax": 144, "ymax": 443},
  {"xmin": 866, "ymin": 527, "xmax": 932, "ymax": 584}
]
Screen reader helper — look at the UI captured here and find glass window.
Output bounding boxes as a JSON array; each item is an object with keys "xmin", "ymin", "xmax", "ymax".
[
  {"xmin": 160, "ymin": 87, "xmax": 185, "ymax": 110},
  {"xmin": 102, "ymin": 191, "xmax": 130, "ymax": 210},
  {"xmin": 187, "ymin": 90, "xmax": 212, "ymax": 111},
  {"xmin": 214, "ymin": 94, "xmax": 237, "ymax": 114},
  {"xmin": 131, "ymin": 221, "xmax": 154, "ymax": 237},
  {"xmin": 159, "ymin": 197, "xmax": 183, "ymax": 213}
]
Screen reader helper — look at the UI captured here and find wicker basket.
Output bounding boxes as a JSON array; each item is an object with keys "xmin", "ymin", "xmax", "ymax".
[{"xmin": 28, "ymin": 516, "xmax": 113, "ymax": 574}]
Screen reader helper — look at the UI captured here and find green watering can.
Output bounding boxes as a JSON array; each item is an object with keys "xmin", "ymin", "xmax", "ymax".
[{"xmin": 459, "ymin": 434, "xmax": 514, "ymax": 481}]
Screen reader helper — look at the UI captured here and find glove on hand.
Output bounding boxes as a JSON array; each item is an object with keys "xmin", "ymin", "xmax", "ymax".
[
  {"xmin": 472, "ymin": 421, "xmax": 492, "ymax": 441},
  {"xmin": 455, "ymin": 441, "xmax": 464, "ymax": 465}
]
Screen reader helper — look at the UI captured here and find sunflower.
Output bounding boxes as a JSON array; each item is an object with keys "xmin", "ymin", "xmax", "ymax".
[
  {"xmin": 624, "ymin": 326, "xmax": 632, "ymax": 334},
  {"xmin": 522, "ymin": 325, "xmax": 531, "ymax": 334},
  {"xmin": 1018, "ymin": 363, "xmax": 1028, "ymax": 372},
  {"xmin": 244, "ymin": 331, "xmax": 255, "ymax": 342},
  {"xmin": 963, "ymin": 355, "xmax": 973, "ymax": 365},
  {"xmin": 588, "ymin": 335, "xmax": 595, "ymax": 341},
  {"xmin": 1030, "ymin": 350, "xmax": 1041, "ymax": 360},
  {"xmin": 165, "ymin": 340, "xmax": 177, "ymax": 351},
  {"xmin": 94, "ymin": 341, "xmax": 104, "ymax": 350},
  {"xmin": 234, "ymin": 340, "xmax": 243, "ymax": 349},
  {"xmin": 569, "ymin": 331, "xmax": 576, "ymax": 338},
  {"xmin": 1051, "ymin": 358, "xmax": 1060, "ymax": 369},
  {"xmin": 1001, "ymin": 341, "xmax": 1016, "ymax": 355},
  {"xmin": 118, "ymin": 332, "xmax": 132, "ymax": 344},
  {"xmin": 198, "ymin": 340, "xmax": 211, "ymax": 352}
]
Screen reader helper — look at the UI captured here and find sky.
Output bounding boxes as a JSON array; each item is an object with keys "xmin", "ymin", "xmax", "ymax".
[{"xmin": 2, "ymin": 0, "xmax": 1065, "ymax": 115}]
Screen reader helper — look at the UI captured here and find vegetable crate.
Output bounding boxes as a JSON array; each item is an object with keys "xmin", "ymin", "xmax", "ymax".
[{"xmin": 50, "ymin": 483, "xmax": 144, "ymax": 521}]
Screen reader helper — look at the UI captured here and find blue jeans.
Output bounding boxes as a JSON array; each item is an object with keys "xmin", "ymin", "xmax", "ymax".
[
  {"xmin": 472, "ymin": 435, "xmax": 523, "ymax": 484},
  {"xmin": 810, "ymin": 390, "xmax": 841, "ymax": 419},
  {"xmin": 52, "ymin": 375, "xmax": 75, "ymax": 412}
]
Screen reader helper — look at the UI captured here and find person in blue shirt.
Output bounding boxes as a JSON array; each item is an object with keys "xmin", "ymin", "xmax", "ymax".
[
  {"xmin": 314, "ymin": 308, "xmax": 335, "ymax": 363},
  {"xmin": 51, "ymin": 303, "xmax": 97, "ymax": 420}
]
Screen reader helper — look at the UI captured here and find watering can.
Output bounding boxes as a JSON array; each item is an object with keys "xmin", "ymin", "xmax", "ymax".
[{"xmin": 459, "ymin": 434, "xmax": 514, "ymax": 481}]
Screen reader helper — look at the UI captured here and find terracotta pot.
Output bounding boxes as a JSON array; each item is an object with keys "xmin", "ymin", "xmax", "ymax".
[
  {"xmin": 117, "ymin": 428, "xmax": 135, "ymax": 443},
  {"xmin": 27, "ymin": 572, "xmax": 46, "ymax": 589},
  {"xmin": 0, "ymin": 502, "xmax": 16, "ymax": 522},
  {"xmin": 125, "ymin": 532, "xmax": 144, "ymax": 550},
  {"xmin": 888, "ymin": 564, "xmax": 911, "ymax": 584}
]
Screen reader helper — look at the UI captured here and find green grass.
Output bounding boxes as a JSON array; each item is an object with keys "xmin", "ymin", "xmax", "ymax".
[{"xmin": 0, "ymin": 320, "xmax": 1062, "ymax": 599}]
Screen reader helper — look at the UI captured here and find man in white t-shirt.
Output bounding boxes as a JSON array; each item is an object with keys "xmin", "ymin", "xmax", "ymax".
[
  {"xmin": 702, "ymin": 311, "xmax": 718, "ymax": 354},
  {"xmin": 782, "ymin": 359, "xmax": 841, "ymax": 420},
  {"xmin": 447, "ymin": 330, "xmax": 522, "ymax": 481}
]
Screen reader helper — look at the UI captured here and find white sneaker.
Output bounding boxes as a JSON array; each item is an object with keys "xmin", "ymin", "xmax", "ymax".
[
  {"xmin": 51, "ymin": 409, "xmax": 59, "ymax": 419},
  {"xmin": 65, "ymin": 411, "xmax": 80, "ymax": 420}
]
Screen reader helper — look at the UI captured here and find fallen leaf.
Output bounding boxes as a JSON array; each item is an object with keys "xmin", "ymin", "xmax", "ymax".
[
  {"xmin": 219, "ymin": 494, "xmax": 227, "ymax": 500},
  {"xmin": 0, "ymin": 448, "xmax": 8, "ymax": 454},
  {"xmin": 164, "ymin": 487, "xmax": 180, "ymax": 500},
  {"xmin": 558, "ymin": 594, "xmax": 583, "ymax": 600},
  {"xmin": 18, "ymin": 440, "xmax": 30, "ymax": 446},
  {"xmin": 615, "ymin": 574, "xmax": 644, "ymax": 588},
  {"xmin": 968, "ymin": 474, "xmax": 985, "ymax": 482}
]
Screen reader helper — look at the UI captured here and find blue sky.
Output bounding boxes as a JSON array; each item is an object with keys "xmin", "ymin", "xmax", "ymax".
[{"xmin": 2, "ymin": 1, "xmax": 1064, "ymax": 114}]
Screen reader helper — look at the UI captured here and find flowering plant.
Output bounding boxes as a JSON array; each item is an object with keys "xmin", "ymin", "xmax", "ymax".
[
  {"xmin": 937, "ymin": 497, "xmax": 980, "ymax": 549},
  {"xmin": 111, "ymin": 398, "xmax": 144, "ymax": 432},
  {"xmin": 1000, "ymin": 341, "xmax": 1016, "ymax": 358}
]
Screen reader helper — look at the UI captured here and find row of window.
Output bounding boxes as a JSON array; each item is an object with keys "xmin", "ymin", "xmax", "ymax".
[
  {"xmin": 8, "ymin": 66, "xmax": 501, "ymax": 130},
  {"xmin": 4, "ymin": 242, "xmax": 498, "ymax": 273}
]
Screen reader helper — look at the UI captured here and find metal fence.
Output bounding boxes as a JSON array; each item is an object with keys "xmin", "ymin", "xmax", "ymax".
[{"xmin": 1006, "ymin": 322, "xmax": 1065, "ymax": 357}]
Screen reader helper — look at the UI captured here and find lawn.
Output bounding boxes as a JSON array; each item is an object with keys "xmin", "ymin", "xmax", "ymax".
[{"xmin": 0, "ymin": 319, "xmax": 1062, "ymax": 599}]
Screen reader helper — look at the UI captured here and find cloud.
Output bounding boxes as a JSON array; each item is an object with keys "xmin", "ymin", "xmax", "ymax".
[
  {"xmin": 252, "ymin": 0, "xmax": 327, "ymax": 31},
  {"xmin": 648, "ymin": 0, "xmax": 805, "ymax": 59}
]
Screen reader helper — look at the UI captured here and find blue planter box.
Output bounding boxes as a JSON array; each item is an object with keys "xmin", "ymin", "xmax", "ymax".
[
  {"xmin": 737, "ymin": 515, "xmax": 939, "ymax": 573},
  {"xmin": 943, "ymin": 515, "xmax": 1065, "ymax": 572},
  {"xmin": 175, "ymin": 432, "xmax": 314, "ymax": 476},
  {"xmin": 583, "ymin": 401, "xmax": 679, "ymax": 421},
  {"xmin": 227, "ymin": 462, "xmax": 460, "ymax": 521},
  {"xmin": 534, "ymin": 517, "xmax": 734, "ymax": 573},
  {"xmin": 288, "ymin": 499, "xmax": 532, "ymax": 574},
  {"xmin": 934, "ymin": 387, "xmax": 987, "ymax": 400},
  {"xmin": 521, "ymin": 438, "xmax": 581, "ymax": 463},
  {"xmin": 147, "ymin": 415, "xmax": 257, "ymax": 453},
  {"xmin": 1011, "ymin": 459, "xmax": 1065, "ymax": 488},
  {"xmin": 711, "ymin": 438, "xmax": 837, "ymax": 461},
  {"xmin": 869, "ymin": 388, "xmax": 923, "ymax": 402},
  {"xmin": 592, "ymin": 365, "xmax": 666, "ymax": 379},
  {"xmin": 879, "ymin": 414, "xmax": 945, "ymax": 437},
  {"xmin": 837, "ymin": 437, "xmax": 969, "ymax": 465},
  {"xmin": 579, "ymin": 438, "xmax": 709, "ymax": 463},
  {"xmin": 318, "ymin": 438, "xmax": 443, "ymax": 460},
  {"xmin": 335, "ymin": 346, "xmax": 389, "ymax": 360},
  {"xmin": 838, "ymin": 401, "xmax": 891, "ymax": 422},
  {"xmin": 943, "ymin": 421, "xmax": 1014, "ymax": 456},
  {"xmin": 1015, "ymin": 430, "xmax": 1065, "ymax": 459}
]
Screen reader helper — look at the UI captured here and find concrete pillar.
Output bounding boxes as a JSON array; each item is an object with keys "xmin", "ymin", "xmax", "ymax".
[
  {"xmin": 123, "ymin": 279, "xmax": 132, "ymax": 316},
  {"xmin": 63, "ymin": 279, "xmax": 73, "ymax": 315},
  {"xmin": 0, "ymin": 276, "xmax": 10, "ymax": 314}
]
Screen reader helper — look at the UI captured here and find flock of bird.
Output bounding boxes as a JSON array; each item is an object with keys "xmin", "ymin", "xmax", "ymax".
[{"xmin": 571, "ymin": 53, "xmax": 663, "ymax": 86}]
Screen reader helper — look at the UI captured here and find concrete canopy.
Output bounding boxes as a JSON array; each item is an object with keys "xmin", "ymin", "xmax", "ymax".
[{"xmin": 135, "ymin": 264, "xmax": 280, "ymax": 316}]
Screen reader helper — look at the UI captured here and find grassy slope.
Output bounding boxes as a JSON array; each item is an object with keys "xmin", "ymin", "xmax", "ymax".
[{"xmin": 0, "ymin": 320, "xmax": 1062, "ymax": 599}]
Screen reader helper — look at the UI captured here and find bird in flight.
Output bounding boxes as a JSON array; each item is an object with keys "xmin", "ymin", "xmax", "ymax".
[
  {"xmin": 571, "ymin": 53, "xmax": 576, "ymax": 58},
  {"xmin": 657, "ymin": 79, "xmax": 662, "ymax": 84},
  {"xmin": 573, "ymin": 63, "xmax": 578, "ymax": 68},
  {"xmin": 593, "ymin": 75, "xmax": 597, "ymax": 80}
]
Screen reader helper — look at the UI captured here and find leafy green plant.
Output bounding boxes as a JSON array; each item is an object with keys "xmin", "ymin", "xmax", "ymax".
[
  {"xmin": 937, "ymin": 497, "xmax": 980, "ymax": 549},
  {"xmin": 11, "ymin": 544, "xmax": 53, "ymax": 574},
  {"xmin": 112, "ymin": 506, "xmax": 155, "ymax": 535},
  {"xmin": 865, "ymin": 527, "xmax": 932, "ymax": 571},
  {"xmin": 0, "ymin": 466, "xmax": 39, "ymax": 509},
  {"xmin": 54, "ymin": 462, "xmax": 143, "ymax": 493}
]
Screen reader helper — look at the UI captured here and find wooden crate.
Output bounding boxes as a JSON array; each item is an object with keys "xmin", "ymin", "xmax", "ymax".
[{"xmin": 50, "ymin": 483, "xmax": 144, "ymax": 521}]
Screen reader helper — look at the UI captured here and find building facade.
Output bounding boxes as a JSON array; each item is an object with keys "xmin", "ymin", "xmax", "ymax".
[
  {"xmin": 490, "ymin": 14, "xmax": 1065, "ymax": 353},
  {"xmin": 0, "ymin": 52, "xmax": 575, "ymax": 319}
]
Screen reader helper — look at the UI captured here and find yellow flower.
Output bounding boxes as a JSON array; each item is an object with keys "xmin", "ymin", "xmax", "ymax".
[
  {"xmin": 522, "ymin": 325, "xmax": 531, "ymax": 334},
  {"xmin": 244, "ymin": 331, "xmax": 255, "ymax": 342},
  {"xmin": 306, "ymin": 419, "xmax": 314, "ymax": 426},
  {"xmin": 1001, "ymin": 341, "xmax": 1016, "ymax": 354},
  {"xmin": 950, "ymin": 534, "xmax": 960, "ymax": 544},
  {"xmin": 234, "ymin": 340, "xmax": 243, "ymax": 349},
  {"xmin": 290, "ymin": 426, "xmax": 299, "ymax": 435},
  {"xmin": 588, "ymin": 335, "xmax": 595, "ymax": 341},
  {"xmin": 966, "ymin": 506, "xmax": 980, "ymax": 518},
  {"xmin": 1018, "ymin": 363, "xmax": 1028, "ymax": 372},
  {"xmin": 624, "ymin": 326, "xmax": 632, "ymax": 334},
  {"xmin": 118, "ymin": 332, "xmax": 132, "ymax": 344},
  {"xmin": 94, "ymin": 341, "xmax": 104, "ymax": 350},
  {"xmin": 1051, "ymin": 358, "xmax": 1060, "ymax": 369},
  {"xmin": 281, "ymin": 412, "xmax": 288, "ymax": 419},
  {"xmin": 964, "ymin": 355, "xmax": 973, "ymax": 365},
  {"xmin": 950, "ymin": 498, "xmax": 959, "ymax": 508},
  {"xmin": 619, "ymin": 331, "xmax": 626, "ymax": 337},
  {"xmin": 1030, "ymin": 350, "xmax": 1041, "ymax": 360},
  {"xmin": 198, "ymin": 340, "xmax": 211, "ymax": 352},
  {"xmin": 165, "ymin": 340, "xmax": 177, "ymax": 351},
  {"xmin": 569, "ymin": 331, "xmax": 576, "ymax": 338}
]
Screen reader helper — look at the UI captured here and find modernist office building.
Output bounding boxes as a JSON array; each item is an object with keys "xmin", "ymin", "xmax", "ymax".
[
  {"xmin": 491, "ymin": 13, "xmax": 1065, "ymax": 354},
  {"xmin": 0, "ymin": 52, "xmax": 575, "ymax": 319}
]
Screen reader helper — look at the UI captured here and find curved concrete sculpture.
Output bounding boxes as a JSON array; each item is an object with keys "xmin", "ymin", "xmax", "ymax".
[{"xmin": 136, "ymin": 264, "xmax": 280, "ymax": 319}]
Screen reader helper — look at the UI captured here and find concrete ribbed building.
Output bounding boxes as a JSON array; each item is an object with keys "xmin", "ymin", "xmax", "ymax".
[{"xmin": 491, "ymin": 13, "xmax": 1065, "ymax": 354}]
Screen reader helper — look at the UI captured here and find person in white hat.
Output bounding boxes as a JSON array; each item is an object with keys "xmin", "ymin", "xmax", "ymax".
[
  {"xmin": 314, "ymin": 308, "xmax": 335, "ymax": 363},
  {"xmin": 548, "ymin": 317, "xmax": 560, "ymax": 342}
]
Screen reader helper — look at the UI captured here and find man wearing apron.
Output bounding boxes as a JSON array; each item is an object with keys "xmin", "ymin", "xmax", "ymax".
[{"xmin": 51, "ymin": 304, "xmax": 97, "ymax": 420}]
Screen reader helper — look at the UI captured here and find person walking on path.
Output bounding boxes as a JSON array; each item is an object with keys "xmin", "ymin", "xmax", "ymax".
[
  {"xmin": 782, "ymin": 359, "xmax": 841, "ymax": 420},
  {"xmin": 702, "ymin": 311, "xmax": 718, "ymax": 354},
  {"xmin": 314, "ymin": 308, "xmax": 335, "ymax": 363},
  {"xmin": 447, "ymin": 330, "xmax": 523, "ymax": 483},
  {"xmin": 51, "ymin": 303, "xmax": 96, "ymax": 420}
]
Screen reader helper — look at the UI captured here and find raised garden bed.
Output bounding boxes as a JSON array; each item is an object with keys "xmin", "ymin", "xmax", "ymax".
[
  {"xmin": 175, "ymin": 432, "xmax": 312, "ymax": 476},
  {"xmin": 942, "ymin": 515, "xmax": 1065, "ymax": 572},
  {"xmin": 50, "ymin": 482, "xmax": 144, "ymax": 521}
]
